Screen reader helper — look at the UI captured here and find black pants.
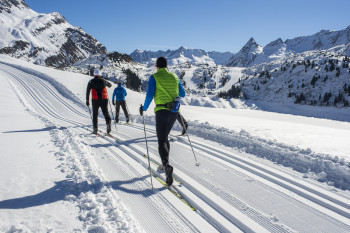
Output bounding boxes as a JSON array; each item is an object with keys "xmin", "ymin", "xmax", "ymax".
[
  {"xmin": 115, "ymin": 100, "xmax": 130, "ymax": 123},
  {"xmin": 177, "ymin": 112, "xmax": 188, "ymax": 129},
  {"xmin": 92, "ymin": 99, "xmax": 111, "ymax": 129},
  {"xmin": 156, "ymin": 110, "xmax": 178, "ymax": 166}
]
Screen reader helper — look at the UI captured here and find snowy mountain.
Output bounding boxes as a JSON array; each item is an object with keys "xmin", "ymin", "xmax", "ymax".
[
  {"xmin": 227, "ymin": 26, "xmax": 350, "ymax": 67},
  {"xmin": 227, "ymin": 37, "xmax": 263, "ymax": 67},
  {"xmin": 130, "ymin": 46, "xmax": 234, "ymax": 65},
  {"xmin": 233, "ymin": 44, "xmax": 350, "ymax": 108},
  {"xmin": 0, "ymin": 0, "xmax": 107, "ymax": 67}
]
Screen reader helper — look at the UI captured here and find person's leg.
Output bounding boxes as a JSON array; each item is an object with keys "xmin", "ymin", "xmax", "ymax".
[
  {"xmin": 100, "ymin": 99, "xmax": 111, "ymax": 125},
  {"xmin": 115, "ymin": 101, "xmax": 121, "ymax": 123},
  {"xmin": 92, "ymin": 100, "xmax": 99, "ymax": 131},
  {"xmin": 121, "ymin": 100, "xmax": 130, "ymax": 122},
  {"xmin": 177, "ymin": 113, "xmax": 188, "ymax": 134},
  {"xmin": 166, "ymin": 112, "xmax": 177, "ymax": 152},
  {"xmin": 155, "ymin": 110, "xmax": 177, "ymax": 166}
]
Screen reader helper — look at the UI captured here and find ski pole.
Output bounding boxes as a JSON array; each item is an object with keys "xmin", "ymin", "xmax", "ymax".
[
  {"xmin": 141, "ymin": 106, "xmax": 154, "ymax": 190},
  {"xmin": 108, "ymin": 98, "xmax": 118, "ymax": 131},
  {"xmin": 88, "ymin": 105, "xmax": 93, "ymax": 125},
  {"xmin": 178, "ymin": 113, "xmax": 200, "ymax": 166},
  {"xmin": 125, "ymin": 101, "xmax": 131, "ymax": 123}
]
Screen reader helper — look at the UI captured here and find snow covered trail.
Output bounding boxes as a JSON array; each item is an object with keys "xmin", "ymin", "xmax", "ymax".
[
  {"xmin": 1, "ymin": 60, "xmax": 350, "ymax": 233},
  {"xmin": 0, "ymin": 63, "xmax": 221, "ymax": 232},
  {"xmin": 115, "ymin": 124, "xmax": 350, "ymax": 233}
]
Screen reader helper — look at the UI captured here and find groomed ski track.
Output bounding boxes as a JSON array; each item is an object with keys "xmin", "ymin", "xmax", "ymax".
[{"xmin": 1, "ymin": 61, "xmax": 350, "ymax": 233}]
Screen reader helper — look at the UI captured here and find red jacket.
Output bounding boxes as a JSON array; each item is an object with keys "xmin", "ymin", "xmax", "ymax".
[{"xmin": 86, "ymin": 76, "xmax": 112, "ymax": 100}]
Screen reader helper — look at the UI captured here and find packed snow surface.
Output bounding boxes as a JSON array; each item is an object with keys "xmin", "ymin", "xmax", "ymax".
[{"xmin": 0, "ymin": 55, "xmax": 350, "ymax": 232}]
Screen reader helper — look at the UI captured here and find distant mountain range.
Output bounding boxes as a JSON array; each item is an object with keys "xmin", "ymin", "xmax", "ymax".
[
  {"xmin": 130, "ymin": 46, "xmax": 234, "ymax": 66},
  {"xmin": 0, "ymin": 0, "xmax": 106, "ymax": 67},
  {"xmin": 2, "ymin": 0, "xmax": 349, "ymax": 70},
  {"xmin": 1, "ymin": 0, "xmax": 350, "ymax": 109},
  {"xmin": 131, "ymin": 26, "xmax": 350, "ymax": 68},
  {"xmin": 227, "ymin": 26, "xmax": 350, "ymax": 67}
]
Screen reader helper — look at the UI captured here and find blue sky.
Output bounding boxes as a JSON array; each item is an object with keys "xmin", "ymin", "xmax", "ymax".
[{"xmin": 25, "ymin": 0, "xmax": 350, "ymax": 54}]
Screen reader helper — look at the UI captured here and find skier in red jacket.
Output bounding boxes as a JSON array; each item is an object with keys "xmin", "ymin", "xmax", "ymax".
[{"xmin": 86, "ymin": 69, "xmax": 112, "ymax": 134}]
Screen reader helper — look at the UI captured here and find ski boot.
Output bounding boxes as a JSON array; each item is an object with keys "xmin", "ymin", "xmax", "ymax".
[
  {"xmin": 107, "ymin": 124, "xmax": 111, "ymax": 134},
  {"xmin": 165, "ymin": 164, "xmax": 173, "ymax": 186},
  {"xmin": 92, "ymin": 128, "xmax": 98, "ymax": 134}
]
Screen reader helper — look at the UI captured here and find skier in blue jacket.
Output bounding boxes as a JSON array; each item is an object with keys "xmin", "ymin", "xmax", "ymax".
[{"xmin": 112, "ymin": 82, "xmax": 130, "ymax": 123}]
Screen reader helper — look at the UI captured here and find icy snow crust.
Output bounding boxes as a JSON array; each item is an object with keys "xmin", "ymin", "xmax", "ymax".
[{"xmin": 1, "ymin": 54, "xmax": 350, "ymax": 232}]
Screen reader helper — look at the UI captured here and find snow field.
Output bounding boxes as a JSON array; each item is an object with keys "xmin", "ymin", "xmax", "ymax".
[{"xmin": 1, "ymin": 55, "xmax": 350, "ymax": 232}]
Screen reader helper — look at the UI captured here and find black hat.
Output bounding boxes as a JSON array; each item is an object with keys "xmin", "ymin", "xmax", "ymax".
[{"xmin": 156, "ymin": 57, "xmax": 167, "ymax": 68}]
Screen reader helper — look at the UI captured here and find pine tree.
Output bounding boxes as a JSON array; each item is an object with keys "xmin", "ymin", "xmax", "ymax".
[{"xmin": 123, "ymin": 69, "xmax": 142, "ymax": 91}]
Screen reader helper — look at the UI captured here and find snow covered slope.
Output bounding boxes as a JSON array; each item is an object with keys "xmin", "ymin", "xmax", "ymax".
[
  {"xmin": 1, "ymin": 55, "xmax": 350, "ymax": 232},
  {"xmin": 0, "ymin": 0, "xmax": 106, "ymax": 67},
  {"xmin": 237, "ymin": 44, "xmax": 350, "ymax": 109},
  {"xmin": 227, "ymin": 26, "xmax": 350, "ymax": 67}
]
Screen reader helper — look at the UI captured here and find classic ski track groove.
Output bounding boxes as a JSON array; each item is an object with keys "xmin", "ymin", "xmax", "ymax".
[
  {"xmin": 133, "ymin": 124, "xmax": 350, "ymax": 210},
  {"xmin": 121, "ymin": 124, "xmax": 350, "ymax": 227},
  {"xmin": 86, "ymin": 128, "xmax": 253, "ymax": 233},
  {"xmin": 80, "ymin": 129, "xmax": 202, "ymax": 233}
]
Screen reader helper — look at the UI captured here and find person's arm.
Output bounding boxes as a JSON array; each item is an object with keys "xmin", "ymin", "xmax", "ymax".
[
  {"xmin": 86, "ymin": 81, "xmax": 92, "ymax": 102},
  {"xmin": 124, "ymin": 87, "xmax": 127, "ymax": 97},
  {"xmin": 178, "ymin": 78, "xmax": 186, "ymax": 98},
  {"xmin": 142, "ymin": 75, "xmax": 156, "ymax": 111}
]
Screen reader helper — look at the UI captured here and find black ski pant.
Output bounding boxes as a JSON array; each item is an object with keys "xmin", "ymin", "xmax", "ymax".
[
  {"xmin": 155, "ymin": 110, "xmax": 178, "ymax": 166},
  {"xmin": 92, "ymin": 99, "xmax": 111, "ymax": 129},
  {"xmin": 177, "ymin": 112, "xmax": 188, "ymax": 129},
  {"xmin": 115, "ymin": 100, "xmax": 130, "ymax": 123}
]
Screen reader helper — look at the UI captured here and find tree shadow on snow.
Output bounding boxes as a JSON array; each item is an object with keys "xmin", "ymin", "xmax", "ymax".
[{"xmin": 0, "ymin": 177, "xmax": 161, "ymax": 209}]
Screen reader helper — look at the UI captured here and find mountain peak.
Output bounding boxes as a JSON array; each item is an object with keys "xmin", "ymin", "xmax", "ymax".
[
  {"xmin": 242, "ymin": 37, "xmax": 260, "ymax": 50},
  {"xmin": 241, "ymin": 37, "xmax": 260, "ymax": 51},
  {"xmin": 265, "ymin": 38, "xmax": 283, "ymax": 47},
  {"xmin": 0, "ymin": 0, "xmax": 28, "ymax": 13}
]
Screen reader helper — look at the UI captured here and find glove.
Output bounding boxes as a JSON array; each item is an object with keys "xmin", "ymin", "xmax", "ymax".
[
  {"xmin": 86, "ymin": 100, "xmax": 90, "ymax": 106},
  {"xmin": 112, "ymin": 101, "xmax": 116, "ymax": 105},
  {"xmin": 139, "ymin": 105, "xmax": 144, "ymax": 116}
]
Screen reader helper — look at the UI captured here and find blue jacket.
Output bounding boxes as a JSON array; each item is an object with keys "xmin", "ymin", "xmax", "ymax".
[
  {"xmin": 142, "ymin": 75, "xmax": 185, "ymax": 111},
  {"xmin": 112, "ymin": 83, "xmax": 127, "ymax": 101}
]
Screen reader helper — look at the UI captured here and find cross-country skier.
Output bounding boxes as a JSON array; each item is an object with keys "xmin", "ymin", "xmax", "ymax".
[
  {"xmin": 139, "ymin": 57, "xmax": 186, "ymax": 186},
  {"xmin": 112, "ymin": 81, "xmax": 130, "ymax": 123},
  {"xmin": 86, "ymin": 69, "xmax": 112, "ymax": 134}
]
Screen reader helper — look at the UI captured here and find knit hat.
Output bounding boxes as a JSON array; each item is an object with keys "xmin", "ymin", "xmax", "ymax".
[
  {"xmin": 93, "ymin": 69, "xmax": 100, "ymax": 76},
  {"xmin": 156, "ymin": 57, "xmax": 167, "ymax": 68}
]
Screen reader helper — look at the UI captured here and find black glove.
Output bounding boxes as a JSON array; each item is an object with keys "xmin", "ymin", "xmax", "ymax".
[
  {"xmin": 86, "ymin": 100, "xmax": 89, "ymax": 106},
  {"xmin": 112, "ymin": 101, "xmax": 116, "ymax": 105},
  {"xmin": 139, "ymin": 105, "xmax": 144, "ymax": 116}
]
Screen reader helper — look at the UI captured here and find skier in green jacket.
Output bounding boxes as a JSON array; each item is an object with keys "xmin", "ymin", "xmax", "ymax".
[{"xmin": 139, "ymin": 57, "xmax": 186, "ymax": 185}]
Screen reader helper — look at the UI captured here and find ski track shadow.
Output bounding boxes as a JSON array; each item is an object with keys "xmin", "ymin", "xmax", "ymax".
[
  {"xmin": 3, "ymin": 125, "xmax": 92, "ymax": 134},
  {"xmin": 2, "ymin": 126, "xmax": 57, "ymax": 133},
  {"xmin": 0, "ymin": 177, "xmax": 160, "ymax": 209},
  {"xmin": 90, "ymin": 142, "xmax": 116, "ymax": 149},
  {"xmin": 121, "ymin": 136, "xmax": 158, "ymax": 145}
]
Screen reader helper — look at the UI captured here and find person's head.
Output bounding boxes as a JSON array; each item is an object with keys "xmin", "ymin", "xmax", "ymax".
[
  {"xmin": 117, "ymin": 82, "xmax": 122, "ymax": 87},
  {"xmin": 93, "ymin": 69, "xmax": 101, "ymax": 77},
  {"xmin": 156, "ymin": 57, "xmax": 167, "ymax": 69}
]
